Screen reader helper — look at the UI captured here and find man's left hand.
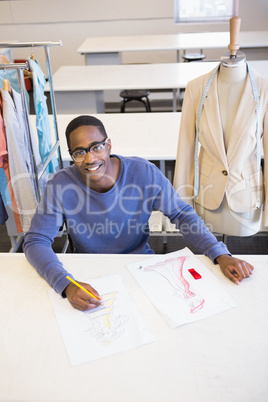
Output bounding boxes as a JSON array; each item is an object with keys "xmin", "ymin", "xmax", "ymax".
[{"xmin": 215, "ymin": 254, "xmax": 254, "ymax": 285}]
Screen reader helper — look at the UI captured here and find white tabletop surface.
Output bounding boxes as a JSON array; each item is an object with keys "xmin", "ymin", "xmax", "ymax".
[
  {"xmin": 1, "ymin": 253, "xmax": 268, "ymax": 402},
  {"xmin": 29, "ymin": 112, "xmax": 181, "ymax": 162},
  {"xmin": 50, "ymin": 62, "xmax": 219, "ymax": 92},
  {"xmin": 77, "ymin": 31, "xmax": 268, "ymax": 54},
  {"xmin": 50, "ymin": 60, "xmax": 268, "ymax": 92}
]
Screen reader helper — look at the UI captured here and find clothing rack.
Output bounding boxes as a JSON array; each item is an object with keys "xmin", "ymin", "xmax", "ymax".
[{"xmin": 0, "ymin": 41, "xmax": 63, "ymax": 251}]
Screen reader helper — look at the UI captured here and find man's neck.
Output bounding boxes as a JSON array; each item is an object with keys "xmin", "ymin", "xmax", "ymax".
[{"xmin": 218, "ymin": 59, "xmax": 247, "ymax": 84}]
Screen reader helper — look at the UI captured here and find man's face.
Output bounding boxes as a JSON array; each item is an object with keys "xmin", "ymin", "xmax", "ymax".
[{"xmin": 69, "ymin": 125, "xmax": 112, "ymax": 191}]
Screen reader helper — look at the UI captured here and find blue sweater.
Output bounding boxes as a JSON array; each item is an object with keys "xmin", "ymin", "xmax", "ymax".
[{"xmin": 23, "ymin": 155, "xmax": 229, "ymax": 295}]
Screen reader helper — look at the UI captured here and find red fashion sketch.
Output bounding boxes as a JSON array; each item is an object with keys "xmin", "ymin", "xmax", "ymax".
[{"xmin": 141, "ymin": 256, "xmax": 205, "ymax": 314}]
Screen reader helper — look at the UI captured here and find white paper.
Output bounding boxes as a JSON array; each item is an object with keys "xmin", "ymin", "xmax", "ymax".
[
  {"xmin": 49, "ymin": 274, "xmax": 155, "ymax": 366},
  {"xmin": 128, "ymin": 248, "xmax": 238, "ymax": 328}
]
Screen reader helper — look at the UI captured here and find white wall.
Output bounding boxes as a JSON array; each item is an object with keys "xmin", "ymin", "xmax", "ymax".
[{"xmin": 0, "ymin": 0, "xmax": 267, "ymax": 72}]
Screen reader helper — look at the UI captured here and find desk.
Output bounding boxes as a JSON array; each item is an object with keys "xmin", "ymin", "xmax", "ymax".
[
  {"xmin": 77, "ymin": 32, "xmax": 268, "ymax": 65},
  {"xmin": 30, "ymin": 112, "xmax": 181, "ymax": 173},
  {"xmin": 49, "ymin": 60, "xmax": 268, "ymax": 113},
  {"xmin": 49, "ymin": 61, "xmax": 218, "ymax": 113},
  {"xmin": 1, "ymin": 253, "xmax": 267, "ymax": 402}
]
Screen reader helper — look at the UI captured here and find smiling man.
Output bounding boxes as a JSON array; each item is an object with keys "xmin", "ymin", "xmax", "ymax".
[{"xmin": 23, "ymin": 115, "xmax": 254, "ymax": 311}]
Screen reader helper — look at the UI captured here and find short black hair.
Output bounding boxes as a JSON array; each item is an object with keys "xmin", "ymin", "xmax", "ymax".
[{"xmin": 65, "ymin": 115, "xmax": 108, "ymax": 150}]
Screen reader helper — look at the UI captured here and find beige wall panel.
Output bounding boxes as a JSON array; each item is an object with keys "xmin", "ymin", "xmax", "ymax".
[
  {"xmin": 0, "ymin": 1, "xmax": 13, "ymax": 24},
  {"xmin": 9, "ymin": 0, "xmax": 173, "ymax": 24},
  {"xmin": 239, "ymin": 0, "xmax": 268, "ymax": 30}
]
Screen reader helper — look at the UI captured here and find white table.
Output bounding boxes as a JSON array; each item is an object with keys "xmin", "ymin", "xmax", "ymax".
[
  {"xmin": 49, "ymin": 61, "xmax": 217, "ymax": 113},
  {"xmin": 30, "ymin": 113, "xmax": 181, "ymax": 173},
  {"xmin": 77, "ymin": 32, "xmax": 268, "ymax": 64},
  {"xmin": 1, "ymin": 253, "xmax": 267, "ymax": 402}
]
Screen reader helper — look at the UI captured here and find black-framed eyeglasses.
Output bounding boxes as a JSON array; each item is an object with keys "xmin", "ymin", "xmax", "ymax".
[{"xmin": 69, "ymin": 139, "xmax": 109, "ymax": 162}]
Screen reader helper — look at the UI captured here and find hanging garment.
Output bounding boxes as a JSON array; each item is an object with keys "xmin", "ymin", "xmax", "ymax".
[
  {"xmin": 28, "ymin": 57, "xmax": 58, "ymax": 173},
  {"xmin": 173, "ymin": 64, "xmax": 268, "ymax": 229},
  {"xmin": 1, "ymin": 88, "xmax": 47, "ymax": 232},
  {"xmin": 0, "ymin": 69, "xmax": 30, "ymax": 110},
  {"xmin": 0, "ymin": 93, "xmax": 23, "ymax": 232},
  {"xmin": 0, "ymin": 69, "xmax": 21, "ymax": 94},
  {"xmin": 12, "ymin": 87, "xmax": 48, "ymax": 195},
  {"xmin": 0, "ymin": 168, "xmax": 10, "ymax": 205},
  {"xmin": 0, "ymin": 193, "xmax": 8, "ymax": 224},
  {"xmin": 0, "ymin": 174, "xmax": 8, "ymax": 225}
]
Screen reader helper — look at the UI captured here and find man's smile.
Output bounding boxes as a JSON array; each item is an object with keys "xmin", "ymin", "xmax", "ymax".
[{"xmin": 83, "ymin": 162, "xmax": 103, "ymax": 173}]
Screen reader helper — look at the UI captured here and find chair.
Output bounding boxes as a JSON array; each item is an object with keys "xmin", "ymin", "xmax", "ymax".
[
  {"xmin": 182, "ymin": 49, "xmax": 206, "ymax": 62},
  {"xmin": 120, "ymin": 89, "xmax": 151, "ymax": 112}
]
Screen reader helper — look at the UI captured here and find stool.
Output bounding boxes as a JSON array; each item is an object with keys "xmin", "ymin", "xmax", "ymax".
[
  {"xmin": 120, "ymin": 90, "xmax": 151, "ymax": 112},
  {"xmin": 182, "ymin": 49, "xmax": 206, "ymax": 62}
]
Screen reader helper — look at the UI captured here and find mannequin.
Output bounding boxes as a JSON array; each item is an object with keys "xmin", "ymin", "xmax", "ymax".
[
  {"xmin": 173, "ymin": 17, "xmax": 268, "ymax": 237},
  {"xmin": 218, "ymin": 58, "xmax": 247, "ymax": 152},
  {"xmin": 195, "ymin": 53, "xmax": 262, "ymax": 236}
]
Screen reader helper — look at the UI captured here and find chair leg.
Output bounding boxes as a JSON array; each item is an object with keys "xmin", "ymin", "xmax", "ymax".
[
  {"xmin": 120, "ymin": 99, "xmax": 126, "ymax": 113},
  {"xmin": 120, "ymin": 96, "xmax": 151, "ymax": 112},
  {"xmin": 140, "ymin": 99, "xmax": 149, "ymax": 111},
  {"xmin": 145, "ymin": 96, "xmax": 151, "ymax": 112}
]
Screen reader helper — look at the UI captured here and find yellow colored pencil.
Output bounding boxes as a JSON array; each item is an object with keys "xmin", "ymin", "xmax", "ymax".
[{"xmin": 66, "ymin": 276, "xmax": 101, "ymax": 300}]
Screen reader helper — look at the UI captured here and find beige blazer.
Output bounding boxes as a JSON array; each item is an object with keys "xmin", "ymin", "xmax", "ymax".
[{"xmin": 173, "ymin": 66, "xmax": 268, "ymax": 226}]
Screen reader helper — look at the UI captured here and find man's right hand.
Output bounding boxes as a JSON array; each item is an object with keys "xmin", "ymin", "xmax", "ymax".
[{"xmin": 64, "ymin": 281, "xmax": 102, "ymax": 311}]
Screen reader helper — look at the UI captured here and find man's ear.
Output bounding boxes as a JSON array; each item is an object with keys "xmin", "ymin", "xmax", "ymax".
[{"xmin": 107, "ymin": 138, "xmax": 112, "ymax": 152}]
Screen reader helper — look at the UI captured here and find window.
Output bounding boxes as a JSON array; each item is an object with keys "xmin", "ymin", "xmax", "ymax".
[{"xmin": 174, "ymin": 0, "xmax": 238, "ymax": 23}]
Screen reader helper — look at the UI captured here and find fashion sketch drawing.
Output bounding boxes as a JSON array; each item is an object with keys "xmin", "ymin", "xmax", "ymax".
[{"xmin": 140, "ymin": 255, "xmax": 205, "ymax": 314}]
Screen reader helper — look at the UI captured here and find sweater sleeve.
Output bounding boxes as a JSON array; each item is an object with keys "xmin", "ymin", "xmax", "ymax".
[
  {"xmin": 153, "ymin": 177, "xmax": 231, "ymax": 263},
  {"xmin": 23, "ymin": 180, "xmax": 73, "ymax": 296}
]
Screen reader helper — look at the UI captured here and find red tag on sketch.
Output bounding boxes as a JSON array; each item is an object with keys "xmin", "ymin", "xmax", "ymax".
[{"xmin": 188, "ymin": 268, "xmax": 202, "ymax": 280}]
